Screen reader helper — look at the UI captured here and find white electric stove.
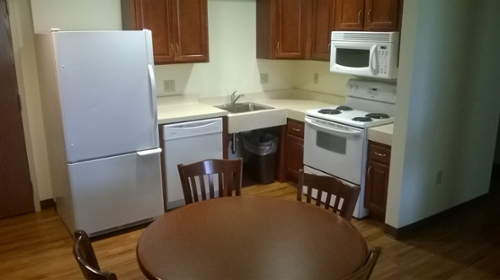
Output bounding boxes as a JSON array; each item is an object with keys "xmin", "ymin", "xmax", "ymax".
[
  {"xmin": 303, "ymin": 79, "xmax": 397, "ymax": 219},
  {"xmin": 306, "ymin": 79, "xmax": 396, "ymax": 128}
]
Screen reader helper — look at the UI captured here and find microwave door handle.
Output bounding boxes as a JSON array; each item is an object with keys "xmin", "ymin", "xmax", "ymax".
[
  {"xmin": 370, "ymin": 45, "xmax": 378, "ymax": 75},
  {"xmin": 305, "ymin": 118, "xmax": 362, "ymax": 138}
]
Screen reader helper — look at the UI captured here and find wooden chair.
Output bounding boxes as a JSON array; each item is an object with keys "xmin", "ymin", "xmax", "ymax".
[
  {"xmin": 343, "ymin": 247, "xmax": 382, "ymax": 280},
  {"xmin": 73, "ymin": 230, "xmax": 117, "ymax": 280},
  {"xmin": 297, "ymin": 169, "xmax": 361, "ymax": 221},
  {"xmin": 177, "ymin": 158, "xmax": 243, "ymax": 205}
]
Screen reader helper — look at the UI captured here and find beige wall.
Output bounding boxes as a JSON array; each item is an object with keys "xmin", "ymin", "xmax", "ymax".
[
  {"xmin": 387, "ymin": 0, "xmax": 500, "ymax": 228},
  {"xmin": 30, "ymin": 0, "xmax": 122, "ymax": 33},
  {"xmin": 154, "ymin": 0, "xmax": 349, "ymax": 98}
]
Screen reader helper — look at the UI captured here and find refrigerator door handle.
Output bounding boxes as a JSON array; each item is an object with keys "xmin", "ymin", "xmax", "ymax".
[
  {"xmin": 137, "ymin": 148, "xmax": 162, "ymax": 156},
  {"xmin": 148, "ymin": 64, "xmax": 158, "ymax": 144}
]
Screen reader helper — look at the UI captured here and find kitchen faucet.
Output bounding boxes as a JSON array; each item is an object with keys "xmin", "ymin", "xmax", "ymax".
[{"xmin": 230, "ymin": 91, "xmax": 244, "ymax": 105}]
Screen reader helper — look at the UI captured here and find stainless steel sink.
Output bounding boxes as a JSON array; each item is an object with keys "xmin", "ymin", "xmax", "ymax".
[{"xmin": 215, "ymin": 102, "xmax": 274, "ymax": 114}]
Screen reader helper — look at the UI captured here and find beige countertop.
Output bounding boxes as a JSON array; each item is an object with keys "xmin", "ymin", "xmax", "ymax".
[
  {"xmin": 367, "ymin": 124, "xmax": 394, "ymax": 146},
  {"xmin": 157, "ymin": 89, "xmax": 344, "ymax": 131},
  {"xmin": 157, "ymin": 90, "xmax": 395, "ymax": 144},
  {"xmin": 157, "ymin": 97, "xmax": 227, "ymax": 125}
]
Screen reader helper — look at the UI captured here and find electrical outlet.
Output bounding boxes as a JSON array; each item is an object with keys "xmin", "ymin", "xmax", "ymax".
[
  {"xmin": 260, "ymin": 73, "xmax": 269, "ymax": 84},
  {"xmin": 314, "ymin": 73, "xmax": 319, "ymax": 84},
  {"xmin": 436, "ymin": 170, "xmax": 443, "ymax": 185},
  {"xmin": 164, "ymin": 80, "xmax": 175, "ymax": 92}
]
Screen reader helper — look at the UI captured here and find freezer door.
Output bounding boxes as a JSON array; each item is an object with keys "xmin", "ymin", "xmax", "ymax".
[
  {"xmin": 53, "ymin": 31, "xmax": 158, "ymax": 162},
  {"xmin": 67, "ymin": 150, "xmax": 163, "ymax": 236}
]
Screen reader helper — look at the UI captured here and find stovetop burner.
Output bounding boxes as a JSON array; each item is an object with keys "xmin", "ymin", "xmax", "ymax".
[
  {"xmin": 352, "ymin": 117, "xmax": 373, "ymax": 122},
  {"xmin": 365, "ymin": 113, "xmax": 390, "ymax": 119},
  {"xmin": 318, "ymin": 109, "xmax": 341, "ymax": 115},
  {"xmin": 336, "ymin": 106, "xmax": 353, "ymax": 111}
]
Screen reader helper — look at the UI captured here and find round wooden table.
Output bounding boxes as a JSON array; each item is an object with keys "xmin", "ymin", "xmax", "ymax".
[{"xmin": 136, "ymin": 196, "xmax": 367, "ymax": 279}]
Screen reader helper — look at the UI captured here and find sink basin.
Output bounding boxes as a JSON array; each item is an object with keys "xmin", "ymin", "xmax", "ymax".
[{"xmin": 215, "ymin": 102, "xmax": 274, "ymax": 114}]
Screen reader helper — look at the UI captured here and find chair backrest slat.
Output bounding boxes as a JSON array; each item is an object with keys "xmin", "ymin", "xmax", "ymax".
[
  {"xmin": 297, "ymin": 169, "xmax": 361, "ymax": 221},
  {"xmin": 178, "ymin": 158, "xmax": 243, "ymax": 206},
  {"xmin": 324, "ymin": 192, "xmax": 332, "ymax": 210}
]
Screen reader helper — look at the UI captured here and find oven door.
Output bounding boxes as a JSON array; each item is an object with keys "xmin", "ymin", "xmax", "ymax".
[{"xmin": 303, "ymin": 116, "xmax": 366, "ymax": 185}]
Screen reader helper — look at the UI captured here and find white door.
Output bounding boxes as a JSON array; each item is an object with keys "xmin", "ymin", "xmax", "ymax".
[
  {"xmin": 53, "ymin": 31, "xmax": 158, "ymax": 162},
  {"xmin": 67, "ymin": 150, "xmax": 163, "ymax": 236}
]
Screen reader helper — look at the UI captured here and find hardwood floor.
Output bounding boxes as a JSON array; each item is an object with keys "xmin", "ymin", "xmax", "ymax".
[{"xmin": 1, "ymin": 181, "xmax": 499, "ymax": 279}]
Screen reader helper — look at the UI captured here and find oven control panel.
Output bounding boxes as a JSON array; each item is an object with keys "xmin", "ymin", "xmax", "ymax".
[{"xmin": 346, "ymin": 79, "xmax": 397, "ymax": 104}]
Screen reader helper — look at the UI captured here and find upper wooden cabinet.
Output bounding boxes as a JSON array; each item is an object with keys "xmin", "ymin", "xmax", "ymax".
[
  {"xmin": 124, "ymin": 0, "xmax": 209, "ymax": 64},
  {"xmin": 335, "ymin": 0, "xmax": 400, "ymax": 31},
  {"xmin": 257, "ymin": 0, "xmax": 402, "ymax": 62},
  {"xmin": 257, "ymin": 0, "xmax": 308, "ymax": 59},
  {"xmin": 309, "ymin": 0, "xmax": 336, "ymax": 61}
]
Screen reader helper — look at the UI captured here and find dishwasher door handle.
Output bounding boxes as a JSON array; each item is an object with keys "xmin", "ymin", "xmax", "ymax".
[{"xmin": 168, "ymin": 120, "xmax": 219, "ymax": 130}]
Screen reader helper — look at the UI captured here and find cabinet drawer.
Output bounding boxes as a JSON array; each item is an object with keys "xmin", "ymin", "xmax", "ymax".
[
  {"xmin": 287, "ymin": 119, "xmax": 304, "ymax": 138},
  {"xmin": 368, "ymin": 142, "xmax": 391, "ymax": 165}
]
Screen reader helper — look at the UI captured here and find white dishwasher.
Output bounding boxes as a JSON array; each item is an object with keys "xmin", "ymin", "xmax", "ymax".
[{"xmin": 163, "ymin": 118, "xmax": 223, "ymax": 210}]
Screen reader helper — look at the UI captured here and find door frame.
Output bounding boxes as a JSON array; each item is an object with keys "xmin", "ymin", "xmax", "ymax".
[{"xmin": 4, "ymin": 0, "xmax": 41, "ymax": 212}]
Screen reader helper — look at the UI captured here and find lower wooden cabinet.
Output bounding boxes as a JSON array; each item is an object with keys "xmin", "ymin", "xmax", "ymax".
[
  {"xmin": 285, "ymin": 119, "xmax": 304, "ymax": 183},
  {"xmin": 365, "ymin": 141, "xmax": 391, "ymax": 219}
]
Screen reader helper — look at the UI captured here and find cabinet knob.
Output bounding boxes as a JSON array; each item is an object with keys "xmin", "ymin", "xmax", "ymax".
[
  {"xmin": 292, "ymin": 127, "xmax": 301, "ymax": 132},
  {"xmin": 367, "ymin": 166, "xmax": 372, "ymax": 178},
  {"xmin": 277, "ymin": 42, "xmax": 280, "ymax": 53},
  {"xmin": 170, "ymin": 44, "xmax": 174, "ymax": 55},
  {"xmin": 367, "ymin": 9, "xmax": 372, "ymax": 23},
  {"xmin": 358, "ymin": 10, "xmax": 362, "ymax": 24}
]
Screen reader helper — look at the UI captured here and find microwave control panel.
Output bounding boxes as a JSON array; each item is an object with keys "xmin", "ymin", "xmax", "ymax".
[{"xmin": 377, "ymin": 46, "xmax": 390, "ymax": 75}]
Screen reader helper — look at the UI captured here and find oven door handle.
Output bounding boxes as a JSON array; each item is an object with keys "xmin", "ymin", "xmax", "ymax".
[{"xmin": 305, "ymin": 118, "xmax": 363, "ymax": 138}]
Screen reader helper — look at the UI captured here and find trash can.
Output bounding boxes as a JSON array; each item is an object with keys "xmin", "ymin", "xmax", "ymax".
[{"xmin": 242, "ymin": 132, "xmax": 278, "ymax": 184}]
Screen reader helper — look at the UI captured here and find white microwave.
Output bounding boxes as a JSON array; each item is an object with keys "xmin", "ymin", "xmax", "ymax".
[{"xmin": 330, "ymin": 31, "xmax": 399, "ymax": 80}]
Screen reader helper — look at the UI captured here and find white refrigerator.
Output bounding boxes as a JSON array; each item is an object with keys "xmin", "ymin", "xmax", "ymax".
[{"xmin": 35, "ymin": 30, "xmax": 164, "ymax": 237}]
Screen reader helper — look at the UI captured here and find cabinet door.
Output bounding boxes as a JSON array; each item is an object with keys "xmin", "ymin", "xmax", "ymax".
[
  {"xmin": 286, "ymin": 134, "xmax": 304, "ymax": 182},
  {"xmin": 133, "ymin": 0, "xmax": 175, "ymax": 64},
  {"xmin": 365, "ymin": 160, "xmax": 389, "ymax": 215},
  {"xmin": 171, "ymin": 0, "xmax": 209, "ymax": 63},
  {"xmin": 309, "ymin": 0, "xmax": 335, "ymax": 61},
  {"xmin": 364, "ymin": 0, "xmax": 399, "ymax": 31},
  {"xmin": 334, "ymin": 0, "xmax": 365, "ymax": 31},
  {"xmin": 274, "ymin": 0, "xmax": 308, "ymax": 59}
]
